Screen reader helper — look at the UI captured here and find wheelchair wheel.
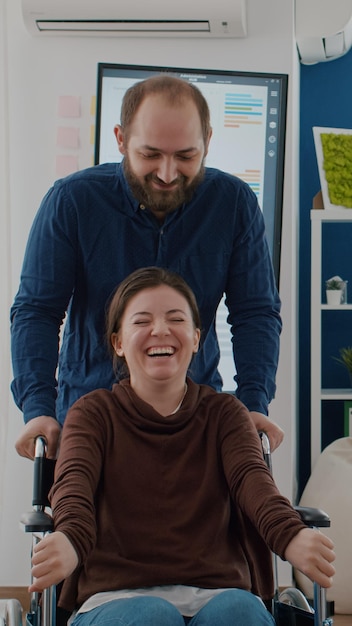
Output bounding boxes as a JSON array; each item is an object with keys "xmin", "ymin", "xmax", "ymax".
[{"xmin": 278, "ymin": 588, "xmax": 314, "ymax": 613}]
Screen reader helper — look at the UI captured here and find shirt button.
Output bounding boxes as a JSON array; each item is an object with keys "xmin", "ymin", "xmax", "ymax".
[{"xmin": 140, "ymin": 204, "xmax": 146, "ymax": 210}]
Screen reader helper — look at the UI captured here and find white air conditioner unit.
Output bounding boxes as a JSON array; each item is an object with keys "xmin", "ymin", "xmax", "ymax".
[
  {"xmin": 296, "ymin": 0, "xmax": 352, "ymax": 64},
  {"xmin": 21, "ymin": 0, "xmax": 247, "ymax": 38}
]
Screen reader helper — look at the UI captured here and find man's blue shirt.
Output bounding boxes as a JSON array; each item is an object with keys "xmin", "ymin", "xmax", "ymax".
[{"xmin": 10, "ymin": 163, "xmax": 281, "ymax": 425}]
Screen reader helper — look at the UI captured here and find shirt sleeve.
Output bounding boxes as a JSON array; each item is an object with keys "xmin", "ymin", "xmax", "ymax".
[
  {"xmin": 10, "ymin": 184, "xmax": 77, "ymax": 423},
  {"xmin": 225, "ymin": 183, "xmax": 282, "ymax": 415}
]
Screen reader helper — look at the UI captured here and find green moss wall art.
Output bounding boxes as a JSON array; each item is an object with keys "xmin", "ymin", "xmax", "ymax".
[{"xmin": 313, "ymin": 127, "xmax": 352, "ymax": 210}]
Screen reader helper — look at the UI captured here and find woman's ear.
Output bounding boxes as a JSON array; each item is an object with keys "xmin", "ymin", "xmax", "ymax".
[
  {"xmin": 111, "ymin": 333, "xmax": 124, "ymax": 357},
  {"xmin": 193, "ymin": 328, "xmax": 201, "ymax": 353}
]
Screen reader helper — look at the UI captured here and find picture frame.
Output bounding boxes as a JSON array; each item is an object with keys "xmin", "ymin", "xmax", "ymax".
[
  {"xmin": 344, "ymin": 400, "xmax": 352, "ymax": 437},
  {"xmin": 313, "ymin": 126, "xmax": 352, "ymax": 210}
]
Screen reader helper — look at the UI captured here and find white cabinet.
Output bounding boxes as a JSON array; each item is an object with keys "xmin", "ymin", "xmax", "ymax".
[{"xmin": 310, "ymin": 209, "xmax": 352, "ymax": 470}]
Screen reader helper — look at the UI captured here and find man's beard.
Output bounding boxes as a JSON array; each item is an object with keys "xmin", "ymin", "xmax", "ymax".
[{"xmin": 123, "ymin": 154, "xmax": 205, "ymax": 218}]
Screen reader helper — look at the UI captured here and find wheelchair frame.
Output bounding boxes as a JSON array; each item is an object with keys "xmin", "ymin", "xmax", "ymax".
[
  {"xmin": 8, "ymin": 435, "xmax": 334, "ymax": 626},
  {"xmin": 260, "ymin": 433, "xmax": 333, "ymax": 626}
]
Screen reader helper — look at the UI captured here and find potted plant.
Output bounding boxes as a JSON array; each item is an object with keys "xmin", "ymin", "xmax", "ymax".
[
  {"xmin": 333, "ymin": 346, "xmax": 352, "ymax": 387},
  {"xmin": 325, "ymin": 276, "xmax": 343, "ymax": 305}
]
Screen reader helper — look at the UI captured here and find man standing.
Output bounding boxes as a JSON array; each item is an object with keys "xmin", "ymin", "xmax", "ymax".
[{"xmin": 11, "ymin": 75, "xmax": 283, "ymax": 459}]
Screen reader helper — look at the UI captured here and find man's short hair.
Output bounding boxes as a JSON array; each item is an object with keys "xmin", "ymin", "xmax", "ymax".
[{"xmin": 120, "ymin": 74, "xmax": 211, "ymax": 145}]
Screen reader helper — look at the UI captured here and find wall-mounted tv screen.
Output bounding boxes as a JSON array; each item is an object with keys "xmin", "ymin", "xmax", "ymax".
[
  {"xmin": 95, "ymin": 62, "xmax": 288, "ymax": 283},
  {"xmin": 94, "ymin": 63, "xmax": 288, "ymax": 390}
]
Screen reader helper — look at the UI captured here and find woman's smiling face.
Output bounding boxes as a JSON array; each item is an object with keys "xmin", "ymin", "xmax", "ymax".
[{"xmin": 111, "ymin": 284, "xmax": 200, "ymax": 389}]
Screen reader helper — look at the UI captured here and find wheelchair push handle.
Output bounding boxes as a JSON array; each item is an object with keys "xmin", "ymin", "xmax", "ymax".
[
  {"xmin": 259, "ymin": 431, "xmax": 272, "ymax": 473},
  {"xmin": 32, "ymin": 437, "xmax": 56, "ymax": 509}
]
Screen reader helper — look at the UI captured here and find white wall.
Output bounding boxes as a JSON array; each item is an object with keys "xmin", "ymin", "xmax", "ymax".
[{"xmin": 0, "ymin": 0, "xmax": 299, "ymax": 586}]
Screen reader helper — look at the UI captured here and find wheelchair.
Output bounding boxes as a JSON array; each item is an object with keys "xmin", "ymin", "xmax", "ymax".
[{"xmin": 3, "ymin": 435, "xmax": 334, "ymax": 626}]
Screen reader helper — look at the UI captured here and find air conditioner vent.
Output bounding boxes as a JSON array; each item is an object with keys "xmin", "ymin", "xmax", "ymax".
[
  {"xmin": 21, "ymin": 0, "xmax": 247, "ymax": 38},
  {"xmin": 36, "ymin": 20, "xmax": 212, "ymax": 33}
]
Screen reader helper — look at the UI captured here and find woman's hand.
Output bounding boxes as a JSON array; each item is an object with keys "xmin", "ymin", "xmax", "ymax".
[
  {"xmin": 29, "ymin": 531, "xmax": 79, "ymax": 593},
  {"xmin": 284, "ymin": 528, "xmax": 335, "ymax": 588}
]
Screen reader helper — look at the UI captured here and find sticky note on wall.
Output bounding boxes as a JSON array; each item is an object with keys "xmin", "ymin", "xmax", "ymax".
[
  {"xmin": 57, "ymin": 126, "xmax": 80, "ymax": 149},
  {"xmin": 58, "ymin": 95, "xmax": 81, "ymax": 118}
]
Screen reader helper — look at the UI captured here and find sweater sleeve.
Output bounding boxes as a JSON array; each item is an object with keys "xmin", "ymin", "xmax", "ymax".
[
  {"xmin": 10, "ymin": 184, "xmax": 77, "ymax": 423},
  {"xmin": 219, "ymin": 396, "xmax": 305, "ymax": 559},
  {"xmin": 49, "ymin": 395, "xmax": 108, "ymax": 563}
]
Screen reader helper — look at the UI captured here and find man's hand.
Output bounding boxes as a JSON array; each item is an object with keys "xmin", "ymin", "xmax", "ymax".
[
  {"xmin": 15, "ymin": 415, "xmax": 61, "ymax": 460},
  {"xmin": 249, "ymin": 411, "xmax": 284, "ymax": 452},
  {"xmin": 29, "ymin": 531, "xmax": 79, "ymax": 593},
  {"xmin": 285, "ymin": 528, "xmax": 335, "ymax": 588}
]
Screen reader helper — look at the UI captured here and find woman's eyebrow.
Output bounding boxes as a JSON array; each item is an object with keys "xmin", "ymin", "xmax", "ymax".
[
  {"xmin": 130, "ymin": 308, "xmax": 187, "ymax": 318},
  {"xmin": 130, "ymin": 311, "xmax": 151, "ymax": 318}
]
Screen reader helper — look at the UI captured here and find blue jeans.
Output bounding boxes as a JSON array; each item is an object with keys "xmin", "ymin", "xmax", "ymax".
[{"xmin": 71, "ymin": 589, "xmax": 276, "ymax": 626}]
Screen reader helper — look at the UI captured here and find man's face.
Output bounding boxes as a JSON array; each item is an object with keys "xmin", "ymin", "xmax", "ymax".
[{"xmin": 114, "ymin": 94, "xmax": 211, "ymax": 219}]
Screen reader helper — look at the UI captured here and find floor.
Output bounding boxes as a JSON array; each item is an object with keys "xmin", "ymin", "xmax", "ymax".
[{"xmin": 334, "ymin": 617, "xmax": 352, "ymax": 625}]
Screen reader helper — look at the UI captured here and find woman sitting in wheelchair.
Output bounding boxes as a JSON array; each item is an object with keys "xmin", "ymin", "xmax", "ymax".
[{"xmin": 29, "ymin": 267, "xmax": 335, "ymax": 626}]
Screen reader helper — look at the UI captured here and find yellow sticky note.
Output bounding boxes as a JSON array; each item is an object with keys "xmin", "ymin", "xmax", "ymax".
[
  {"xmin": 90, "ymin": 125, "xmax": 96, "ymax": 145},
  {"xmin": 90, "ymin": 95, "xmax": 96, "ymax": 117}
]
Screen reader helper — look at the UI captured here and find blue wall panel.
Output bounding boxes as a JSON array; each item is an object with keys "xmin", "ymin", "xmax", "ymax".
[{"xmin": 299, "ymin": 48, "xmax": 352, "ymax": 493}]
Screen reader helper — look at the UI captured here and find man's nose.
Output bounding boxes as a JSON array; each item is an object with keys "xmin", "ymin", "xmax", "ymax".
[{"xmin": 156, "ymin": 157, "xmax": 178, "ymax": 184}]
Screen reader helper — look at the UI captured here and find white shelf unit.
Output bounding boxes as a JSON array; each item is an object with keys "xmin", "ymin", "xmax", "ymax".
[{"xmin": 310, "ymin": 209, "xmax": 352, "ymax": 470}]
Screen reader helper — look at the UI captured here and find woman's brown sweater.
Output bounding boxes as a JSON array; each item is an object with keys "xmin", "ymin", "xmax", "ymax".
[{"xmin": 51, "ymin": 378, "xmax": 305, "ymax": 611}]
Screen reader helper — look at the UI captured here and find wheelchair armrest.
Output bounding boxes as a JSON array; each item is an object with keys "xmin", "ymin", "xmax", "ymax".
[
  {"xmin": 294, "ymin": 505, "xmax": 331, "ymax": 528},
  {"xmin": 20, "ymin": 510, "xmax": 54, "ymax": 533}
]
